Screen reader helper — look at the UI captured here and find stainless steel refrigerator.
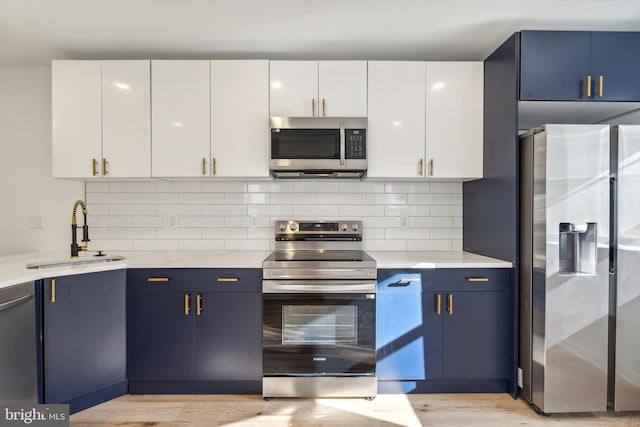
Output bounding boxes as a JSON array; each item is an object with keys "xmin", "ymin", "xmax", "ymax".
[
  {"xmin": 519, "ymin": 124, "xmax": 611, "ymax": 413},
  {"xmin": 610, "ymin": 125, "xmax": 640, "ymax": 411}
]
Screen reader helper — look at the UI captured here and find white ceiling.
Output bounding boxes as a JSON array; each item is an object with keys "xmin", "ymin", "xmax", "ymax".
[{"xmin": 1, "ymin": 0, "xmax": 640, "ymax": 66}]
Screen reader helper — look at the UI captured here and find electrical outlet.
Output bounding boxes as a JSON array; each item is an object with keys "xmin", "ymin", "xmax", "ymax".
[
  {"xmin": 164, "ymin": 215, "xmax": 178, "ymax": 228},
  {"xmin": 28, "ymin": 215, "xmax": 43, "ymax": 229},
  {"xmin": 401, "ymin": 216, "xmax": 409, "ymax": 228},
  {"xmin": 250, "ymin": 215, "xmax": 258, "ymax": 228},
  {"xmin": 517, "ymin": 367, "xmax": 523, "ymax": 388}
]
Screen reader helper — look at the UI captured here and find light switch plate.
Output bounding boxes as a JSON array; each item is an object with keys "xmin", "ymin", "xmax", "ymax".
[{"xmin": 28, "ymin": 214, "xmax": 43, "ymax": 229}]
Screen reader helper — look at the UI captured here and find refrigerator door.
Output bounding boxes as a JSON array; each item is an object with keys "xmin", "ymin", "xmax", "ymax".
[
  {"xmin": 614, "ymin": 125, "xmax": 640, "ymax": 411},
  {"xmin": 531, "ymin": 124, "xmax": 610, "ymax": 413}
]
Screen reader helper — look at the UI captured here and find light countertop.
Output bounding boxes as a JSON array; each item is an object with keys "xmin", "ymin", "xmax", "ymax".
[{"xmin": 0, "ymin": 250, "xmax": 511, "ymax": 290}]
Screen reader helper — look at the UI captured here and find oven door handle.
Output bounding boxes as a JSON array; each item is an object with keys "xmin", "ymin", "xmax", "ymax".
[{"xmin": 263, "ymin": 280, "xmax": 377, "ymax": 294}]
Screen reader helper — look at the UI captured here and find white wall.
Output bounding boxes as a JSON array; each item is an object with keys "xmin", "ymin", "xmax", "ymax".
[{"xmin": 0, "ymin": 66, "xmax": 83, "ymax": 256}]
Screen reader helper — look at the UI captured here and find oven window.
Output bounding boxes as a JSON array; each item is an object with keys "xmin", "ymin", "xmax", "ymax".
[
  {"xmin": 282, "ymin": 305, "xmax": 357, "ymax": 345},
  {"xmin": 271, "ymin": 129, "xmax": 340, "ymax": 159}
]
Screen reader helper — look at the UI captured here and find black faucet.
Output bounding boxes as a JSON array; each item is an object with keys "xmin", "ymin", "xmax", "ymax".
[{"xmin": 71, "ymin": 200, "xmax": 90, "ymax": 258}]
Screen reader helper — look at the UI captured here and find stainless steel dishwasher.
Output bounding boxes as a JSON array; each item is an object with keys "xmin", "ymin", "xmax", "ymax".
[{"xmin": 0, "ymin": 281, "xmax": 38, "ymax": 404}]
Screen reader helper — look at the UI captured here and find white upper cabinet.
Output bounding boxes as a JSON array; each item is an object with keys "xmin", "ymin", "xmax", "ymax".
[
  {"xmin": 52, "ymin": 61, "xmax": 102, "ymax": 178},
  {"xmin": 367, "ymin": 61, "xmax": 483, "ymax": 179},
  {"xmin": 425, "ymin": 62, "xmax": 483, "ymax": 179},
  {"xmin": 318, "ymin": 61, "xmax": 367, "ymax": 117},
  {"xmin": 52, "ymin": 60, "xmax": 151, "ymax": 178},
  {"xmin": 367, "ymin": 61, "xmax": 426, "ymax": 178},
  {"xmin": 210, "ymin": 60, "xmax": 269, "ymax": 177},
  {"xmin": 151, "ymin": 60, "xmax": 211, "ymax": 177},
  {"xmin": 102, "ymin": 60, "xmax": 151, "ymax": 177},
  {"xmin": 269, "ymin": 61, "xmax": 367, "ymax": 117}
]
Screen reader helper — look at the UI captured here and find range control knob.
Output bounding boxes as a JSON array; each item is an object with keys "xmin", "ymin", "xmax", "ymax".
[
  {"xmin": 352, "ymin": 223, "xmax": 359, "ymax": 232},
  {"xmin": 341, "ymin": 223, "xmax": 349, "ymax": 232},
  {"xmin": 289, "ymin": 222, "xmax": 297, "ymax": 231},
  {"xmin": 278, "ymin": 223, "xmax": 287, "ymax": 232}
]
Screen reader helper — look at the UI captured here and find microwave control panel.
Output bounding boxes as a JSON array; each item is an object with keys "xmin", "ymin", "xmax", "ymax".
[{"xmin": 345, "ymin": 129, "xmax": 366, "ymax": 159}]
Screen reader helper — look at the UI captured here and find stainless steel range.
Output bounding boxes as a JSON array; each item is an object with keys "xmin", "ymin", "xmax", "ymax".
[{"xmin": 262, "ymin": 220, "xmax": 377, "ymax": 400}]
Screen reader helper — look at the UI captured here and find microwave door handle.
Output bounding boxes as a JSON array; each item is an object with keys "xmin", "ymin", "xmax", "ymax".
[{"xmin": 339, "ymin": 122, "xmax": 346, "ymax": 166}]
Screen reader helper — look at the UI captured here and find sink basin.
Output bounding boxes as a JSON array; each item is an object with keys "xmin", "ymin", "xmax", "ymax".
[{"xmin": 26, "ymin": 255, "xmax": 126, "ymax": 269}]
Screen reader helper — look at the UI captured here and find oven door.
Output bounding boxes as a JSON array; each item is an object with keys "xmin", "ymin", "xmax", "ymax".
[{"xmin": 263, "ymin": 287, "xmax": 376, "ymax": 376}]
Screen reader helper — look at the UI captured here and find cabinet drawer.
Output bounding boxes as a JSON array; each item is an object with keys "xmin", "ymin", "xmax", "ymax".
[
  {"xmin": 378, "ymin": 268, "xmax": 510, "ymax": 292},
  {"xmin": 127, "ymin": 268, "xmax": 261, "ymax": 292}
]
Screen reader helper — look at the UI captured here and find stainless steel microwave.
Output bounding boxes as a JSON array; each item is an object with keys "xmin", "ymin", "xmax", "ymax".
[{"xmin": 270, "ymin": 117, "xmax": 367, "ymax": 178}]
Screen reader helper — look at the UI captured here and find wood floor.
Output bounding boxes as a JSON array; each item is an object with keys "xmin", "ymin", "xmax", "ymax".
[{"xmin": 70, "ymin": 394, "xmax": 640, "ymax": 426}]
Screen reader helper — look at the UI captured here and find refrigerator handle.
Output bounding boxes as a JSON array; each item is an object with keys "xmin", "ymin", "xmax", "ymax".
[{"xmin": 609, "ymin": 176, "xmax": 616, "ymax": 274}]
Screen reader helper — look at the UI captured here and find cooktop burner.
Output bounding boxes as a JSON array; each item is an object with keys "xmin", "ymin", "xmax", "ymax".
[{"xmin": 271, "ymin": 250, "xmax": 370, "ymax": 262}]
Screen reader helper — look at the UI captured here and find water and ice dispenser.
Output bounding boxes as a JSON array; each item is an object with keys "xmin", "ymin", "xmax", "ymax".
[{"xmin": 558, "ymin": 222, "xmax": 597, "ymax": 275}]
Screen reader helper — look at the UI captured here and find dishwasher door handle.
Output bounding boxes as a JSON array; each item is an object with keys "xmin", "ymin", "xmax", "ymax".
[{"xmin": 0, "ymin": 294, "xmax": 33, "ymax": 312}]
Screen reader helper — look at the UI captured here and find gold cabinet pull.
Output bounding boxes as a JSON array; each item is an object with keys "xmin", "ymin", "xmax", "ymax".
[
  {"xmin": 436, "ymin": 294, "xmax": 442, "ymax": 316},
  {"xmin": 184, "ymin": 294, "xmax": 191, "ymax": 316},
  {"xmin": 217, "ymin": 277, "xmax": 239, "ymax": 283},
  {"xmin": 597, "ymin": 75, "xmax": 604, "ymax": 97},
  {"xmin": 466, "ymin": 277, "xmax": 489, "ymax": 283},
  {"xmin": 102, "ymin": 158, "xmax": 109, "ymax": 176},
  {"xmin": 202, "ymin": 158, "xmax": 206, "ymax": 176},
  {"xmin": 586, "ymin": 75, "xmax": 592, "ymax": 97},
  {"xmin": 311, "ymin": 98, "xmax": 316, "ymax": 116},
  {"xmin": 428, "ymin": 159, "xmax": 434, "ymax": 176},
  {"xmin": 51, "ymin": 279, "xmax": 56, "ymax": 303},
  {"xmin": 419, "ymin": 158, "xmax": 424, "ymax": 176},
  {"xmin": 196, "ymin": 294, "xmax": 202, "ymax": 316},
  {"xmin": 212, "ymin": 158, "xmax": 217, "ymax": 176},
  {"xmin": 322, "ymin": 98, "xmax": 326, "ymax": 117},
  {"xmin": 92, "ymin": 158, "xmax": 98, "ymax": 176},
  {"xmin": 447, "ymin": 294, "xmax": 453, "ymax": 315},
  {"xmin": 147, "ymin": 277, "xmax": 169, "ymax": 283}
]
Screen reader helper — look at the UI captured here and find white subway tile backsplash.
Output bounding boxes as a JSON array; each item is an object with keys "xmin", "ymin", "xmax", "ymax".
[
  {"xmin": 156, "ymin": 205, "xmax": 202, "ymax": 215},
  {"xmin": 430, "ymin": 182, "xmax": 462, "ymax": 194},
  {"xmin": 384, "ymin": 182, "xmax": 430, "ymax": 194},
  {"xmin": 179, "ymin": 216, "xmax": 225, "ymax": 228},
  {"xmin": 293, "ymin": 205, "xmax": 340, "ymax": 216},
  {"xmin": 133, "ymin": 240, "xmax": 180, "ymax": 250},
  {"xmin": 293, "ymin": 182, "xmax": 339, "ymax": 193},
  {"xmin": 109, "ymin": 205, "xmax": 156, "ymax": 216},
  {"xmin": 202, "ymin": 205, "xmax": 247, "ymax": 216},
  {"xmin": 132, "ymin": 216, "xmax": 163, "ymax": 228},
  {"xmin": 156, "ymin": 181, "xmax": 202, "ymax": 193},
  {"xmin": 110, "ymin": 182, "xmax": 156, "ymax": 193},
  {"xmin": 86, "ymin": 180, "xmax": 463, "ymax": 252},
  {"xmin": 133, "ymin": 193, "xmax": 179, "ymax": 204},
  {"xmin": 179, "ymin": 193, "xmax": 225, "ymax": 204},
  {"xmin": 201, "ymin": 182, "xmax": 247, "ymax": 193},
  {"xmin": 362, "ymin": 193, "xmax": 407, "ymax": 205},
  {"xmin": 156, "ymin": 228, "xmax": 202, "ymax": 240}
]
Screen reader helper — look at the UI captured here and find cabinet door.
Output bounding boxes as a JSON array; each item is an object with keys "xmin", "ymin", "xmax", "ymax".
[
  {"xmin": 52, "ymin": 61, "xmax": 102, "ymax": 178},
  {"xmin": 442, "ymin": 291, "xmax": 510, "ymax": 379},
  {"xmin": 194, "ymin": 292, "xmax": 262, "ymax": 381},
  {"xmin": 425, "ymin": 62, "xmax": 483, "ymax": 179},
  {"xmin": 318, "ymin": 61, "xmax": 367, "ymax": 117},
  {"xmin": 520, "ymin": 31, "xmax": 591, "ymax": 101},
  {"xmin": 43, "ymin": 271, "xmax": 126, "ymax": 406},
  {"xmin": 151, "ymin": 60, "xmax": 210, "ymax": 177},
  {"xmin": 590, "ymin": 32, "xmax": 640, "ymax": 101},
  {"xmin": 102, "ymin": 60, "xmax": 151, "ymax": 177},
  {"xmin": 367, "ymin": 61, "xmax": 426, "ymax": 178},
  {"xmin": 127, "ymin": 290, "xmax": 195, "ymax": 380},
  {"xmin": 211, "ymin": 60, "xmax": 269, "ymax": 177},
  {"xmin": 269, "ymin": 61, "xmax": 318, "ymax": 117},
  {"xmin": 376, "ymin": 271, "xmax": 443, "ymax": 380}
]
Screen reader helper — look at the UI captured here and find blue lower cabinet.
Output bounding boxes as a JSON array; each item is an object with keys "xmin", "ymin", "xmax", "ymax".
[
  {"xmin": 127, "ymin": 291, "xmax": 195, "ymax": 380},
  {"xmin": 41, "ymin": 270, "xmax": 127, "ymax": 413},
  {"xmin": 377, "ymin": 268, "xmax": 512, "ymax": 393},
  {"xmin": 126, "ymin": 269, "xmax": 262, "ymax": 394}
]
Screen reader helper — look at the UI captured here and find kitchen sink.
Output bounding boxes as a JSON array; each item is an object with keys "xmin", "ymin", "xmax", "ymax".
[{"xmin": 26, "ymin": 255, "xmax": 126, "ymax": 269}]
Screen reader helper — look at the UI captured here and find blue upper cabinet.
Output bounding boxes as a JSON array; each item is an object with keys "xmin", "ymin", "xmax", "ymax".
[{"xmin": 520, "ymin": 31, "xmax": 640, "ymax": 101}]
